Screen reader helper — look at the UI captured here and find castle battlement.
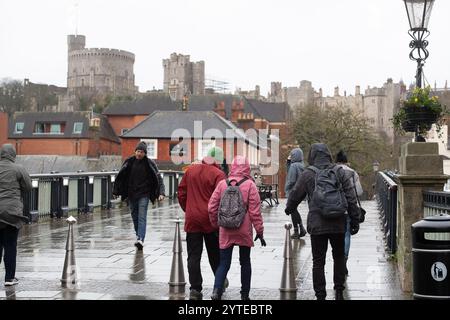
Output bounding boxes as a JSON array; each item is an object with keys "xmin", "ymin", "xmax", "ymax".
[{"xmin": 69, "ymin": 48, "xmax": 135, "ymax": 61}]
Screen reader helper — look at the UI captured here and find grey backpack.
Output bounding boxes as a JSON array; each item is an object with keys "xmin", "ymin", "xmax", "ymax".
[
  {"xmin": 308, "ymin": 165, "xmax": 348, "ymax": 219},
  {"xmin": 218, "ymin": 178, "xmax": 249, "ymax": 229}
]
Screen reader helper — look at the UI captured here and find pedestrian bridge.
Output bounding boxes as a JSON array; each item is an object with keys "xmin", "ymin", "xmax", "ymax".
[{"xmin": 1, "ymin": 193, "xmax": 409, "ymax": 300}]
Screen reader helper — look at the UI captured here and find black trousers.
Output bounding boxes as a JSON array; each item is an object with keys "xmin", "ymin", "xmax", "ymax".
[
  {"xmin": 310, "ymin": 233, "xmax": 346, "ymax": 299},
  {"xmin": 0, "ymin": 225, "xmax": 19, "ymax": 281},
  {"xmin": 186, "ymin": 231, "xmax": 220, "ymax": 291}
]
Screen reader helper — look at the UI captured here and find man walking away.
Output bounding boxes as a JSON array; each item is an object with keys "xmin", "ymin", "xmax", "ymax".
[
  {"xmin": 113, "ymin": 141, "xmax": 165, "ymax": 250},
  {"xmin": 285, "ymin": 143, "xmax": 360, "ymax": 300},
  {"xmin": 177, "ymin": 147, "xmax": 227, "ymax": 300},
  {"xmin": 335, "ymin": 150, "xmax": 363, "ymax": 276},
  {"xmin": 0, "ymin": 144, "xmax": 32, "ymax": 286},
  {"xmin": 284, "ymin": 148, "xmax": 307, "ymax": 239}
]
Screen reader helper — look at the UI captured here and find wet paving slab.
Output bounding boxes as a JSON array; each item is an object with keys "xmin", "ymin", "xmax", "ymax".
[{"xmin": 0, "ymin": 199, "xmax": 411, "ymax": 300}]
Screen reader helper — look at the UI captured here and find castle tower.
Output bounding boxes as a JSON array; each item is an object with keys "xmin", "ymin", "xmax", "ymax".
[
  {"xmin": 67, "ymin": 35, "xmax": 86, "ymax": 52},
  {"xmin": 163, "ymin": 53, "xmax": 205, "ymax": 100}
]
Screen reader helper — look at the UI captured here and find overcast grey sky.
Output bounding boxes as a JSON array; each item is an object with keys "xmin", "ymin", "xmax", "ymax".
[{"xmin": 1, "ymin": 0, "xmax": 449, "ymax": 96}]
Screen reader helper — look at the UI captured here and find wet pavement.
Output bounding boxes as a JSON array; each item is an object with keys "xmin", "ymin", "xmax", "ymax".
[{"xmin": 0, "ymin": 199, "xmax": 411, "ymax": 300}]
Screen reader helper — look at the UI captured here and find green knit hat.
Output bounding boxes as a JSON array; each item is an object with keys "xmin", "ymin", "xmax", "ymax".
[{"xmin": 207, "ymin": 146, "xmax": 224, "ymax": 164}]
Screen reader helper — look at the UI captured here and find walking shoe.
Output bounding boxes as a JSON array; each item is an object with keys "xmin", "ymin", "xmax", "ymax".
[
  {"xmin": 189, "ymin": 289, "xmax": 203, "ymax": 300},
  {"xmin": 335, "ymin": 290, "xmax": 344, "ymax": 300},
  {"xmin": 241, "ymin": 292, "xmax": 250, "ymax": 300},
  {"xmin": 4, "ymin": 278, "xmax": 19, "ymax": 286},
  {"xmin": 299, "ymin": 225, "xmax": 307, "ymax": 237},
  {"xmin": 291, "ymin": 231, "xmax": 300, "ymax": 239},
  {"xmin": 222, "ymin": 278, "xmax": 229, "ymax": 292},
  {"xmin": 211, "ymin": 288, "xmax": 222, "ymax": 300},
  {"xmin": 135, "ymin": 240, "xmax": 144, "ymax": 250}
]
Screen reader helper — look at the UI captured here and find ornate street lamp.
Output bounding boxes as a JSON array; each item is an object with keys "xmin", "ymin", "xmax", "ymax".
[{"xmin": 403, "ymin": 0, "xmax": 435, "ymax": 88}]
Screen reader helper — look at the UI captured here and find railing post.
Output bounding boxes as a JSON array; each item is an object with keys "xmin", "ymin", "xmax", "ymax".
[
  {"xmin": 61, "ymin": 216, "xmax": 78, "ymax": 289},
  {"xmin": 279, "ymin": 223, "xmax": 297, "ymax": 300},
  {"xmin": 168, "ymin": 218, "xmax": 186, "ymax": 298}
]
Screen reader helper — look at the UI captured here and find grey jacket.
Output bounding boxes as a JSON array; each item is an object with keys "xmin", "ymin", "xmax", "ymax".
[
  {"xmin": 0, "ymin": 144, "xmax": 32, "ymax": 229},
  {"xmin": 286, "ymin": 143, "xmax": 359, "ymax": 235},
  {"xmin": 285, "ymin": 148, "xmax": 305, "ymax": 197},
  {"xmin": 337, "ymin": 164, "xmax": 363, "ymax": 197}
]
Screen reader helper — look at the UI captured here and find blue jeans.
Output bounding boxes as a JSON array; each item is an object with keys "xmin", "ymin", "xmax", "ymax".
[
  {"xmin": 129, "ymin": 197, "xmax": 150, "ymax": 241},
  {"xmin": 214, "ymin": 245, "xmax": 251, "ymax": 295},
  {"xmin": 344, "ymin": 216, "xmax": 351, "ymax": 258}
]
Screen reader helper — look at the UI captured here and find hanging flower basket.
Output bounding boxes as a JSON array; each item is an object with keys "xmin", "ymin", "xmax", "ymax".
[
  {"xmin": 401, "ymin": 105, "xmax": 439, "ymax": 133},
  {"xmin": 392, "ymin": 86, "xmax": 447, "ymax": 138}
]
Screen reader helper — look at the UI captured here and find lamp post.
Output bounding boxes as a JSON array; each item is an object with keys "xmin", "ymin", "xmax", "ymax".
[{"xmin": 403, "ymin": 0, "xmax": 435, "ymax": 89}]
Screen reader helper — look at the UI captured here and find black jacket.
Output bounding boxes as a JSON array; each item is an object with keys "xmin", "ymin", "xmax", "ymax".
[
  {"xmin": 285, "ymin": 143, "xmax": 359, "ymax": 235},
  {"xmin": 113, "ymin": 156, "xmax": 165, "ymax": 204}
]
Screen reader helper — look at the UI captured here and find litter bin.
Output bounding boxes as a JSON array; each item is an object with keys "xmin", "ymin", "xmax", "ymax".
[{"xmin": 412, "ymin": 213, "xmax": 450, "ymax": 300}]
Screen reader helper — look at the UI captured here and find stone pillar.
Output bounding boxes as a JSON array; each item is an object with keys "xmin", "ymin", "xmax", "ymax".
[{"xmin": 396, "ymin": 142, "xmax": 448, "ymax": 292}]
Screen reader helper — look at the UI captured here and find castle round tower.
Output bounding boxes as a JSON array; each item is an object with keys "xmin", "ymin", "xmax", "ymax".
[{"xmin": 67, "ymin": 35, "xmax": 136, "ymax": 97}]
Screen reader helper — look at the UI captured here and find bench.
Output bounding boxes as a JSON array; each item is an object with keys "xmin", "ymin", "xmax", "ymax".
[{"xmin": 258, "ymin": 184, "xmax": 279, "ymax": 207}]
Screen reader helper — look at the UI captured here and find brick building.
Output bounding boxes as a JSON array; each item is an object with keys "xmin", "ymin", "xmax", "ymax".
[{"xmin": 8, "ymin": 112, "xmax": 120, "ymax": 158}]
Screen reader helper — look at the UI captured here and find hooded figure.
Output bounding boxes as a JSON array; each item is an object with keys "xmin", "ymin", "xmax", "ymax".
[
  {"xmin": 285, "ymin": 143, "xmax": 360, "ymax": 301},
  {"xmin": 0, "ymin": 144, "xmax": 31, "ymax": 229},
  {"xmin": 208, "ymin": 156, "xmax": 264, "ymax": 300},
  {"xmin": 285, "ymin": 148, "xmax": 304, "ymax": 197},
  {"xmin": 284, "ymin": 148, "xmax": 306, "ymax": 239},
  {"xmin": 0, "ymin": 144, "xmax": 32, "ymax": 286}
]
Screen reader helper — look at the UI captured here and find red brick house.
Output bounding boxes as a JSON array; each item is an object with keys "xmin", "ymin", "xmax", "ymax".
[
  {"xmin": 104, "ymin": 93, "xmax": 292, "ymax": 195},
  {"xmin": 120, "ymin": 110, "xmax": 261, "ymax": 171},
  {"xmin": 8, "ymin": 111, "xmax": 120, "ymax": 157}
]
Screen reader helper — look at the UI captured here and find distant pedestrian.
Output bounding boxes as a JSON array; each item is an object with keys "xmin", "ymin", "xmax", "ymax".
[
  {"xmin": 335, "ymin": 150, "xmax": 363, "ymax": 276},
  {"xmin": 113, "ymin": 141, "xmax": 165, "ymax": 250},
  {"xmin": 177, "ymin": 146, "xmax": 227, "ymax": 300},
  {"xmin": 285, "ymin": 143, "xmax": 360, "ymax": 300},
  {"xmin": 0, "ymin": 144, "xmax": 32, "ymax": 286},
  {"xmin": 284, "ymin": 148, "xmax": 307, "ymax": 239},
  {"xmin": 208, "ymin": 156, "xmax": 265, "ymax": 300}
]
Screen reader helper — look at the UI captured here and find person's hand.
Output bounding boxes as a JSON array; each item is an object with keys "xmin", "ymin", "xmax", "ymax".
[
  {"xmin": 350, "ymin": 222, "xmax": 359, "ymax": 235},
  {"xmin": 158, "ymin": 195, "xmax": 165, "ymax": 202},
  {"xmin": 254, "ymin": 234, "xmax": 267, "ymax": 247},
  {"xmin": 284, "ymin": 208, "xmax": 291, "ymax": 216}
]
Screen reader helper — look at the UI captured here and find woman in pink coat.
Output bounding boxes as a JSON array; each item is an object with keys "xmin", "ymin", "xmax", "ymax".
[{"xmin": 208, "ymin": 156, "xmax": 265, "ymax": 300}]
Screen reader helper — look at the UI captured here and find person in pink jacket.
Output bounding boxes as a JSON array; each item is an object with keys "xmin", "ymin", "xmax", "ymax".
[{"xmin": 208, "ymin": 156, "xmax": 265, "ymax": 300}]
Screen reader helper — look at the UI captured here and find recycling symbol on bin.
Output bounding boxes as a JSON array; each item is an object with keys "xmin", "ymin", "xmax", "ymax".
[{"xmin": 431, "ymin": 262, "xmax": 447, "ymax": 282}]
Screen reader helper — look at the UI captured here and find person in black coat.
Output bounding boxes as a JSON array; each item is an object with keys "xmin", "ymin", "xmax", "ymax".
[
  {"xmin": 113, "ymin": 141, "xmax": 165, "ymax": 250},
  {"xmin": 285, "ymin": 143, "xmax": 360, "ymax": 300}
]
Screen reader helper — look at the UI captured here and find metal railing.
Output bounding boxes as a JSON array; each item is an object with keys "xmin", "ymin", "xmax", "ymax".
[
  {"xmin": 375, "ymin": 171, "xmax": 398, "ymax": 254},
  {"xmin": 423, "ymin": 190, "xmax": 450, "ymax": 240},
  {"xmin": 23, "ymin": 170, "xmax": 184, "ymax": 223}
]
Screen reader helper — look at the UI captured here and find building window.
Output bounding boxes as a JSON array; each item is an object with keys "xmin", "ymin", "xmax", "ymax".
[
  {"xmin": 198, "ymin": 140, "xmax": 215, "ymax": 160},
  {"xmin": 34, "ymin": 123, "xmax": 45, "ymax": 134},
  {"xmin": 50, "ymin": 124, "xmax": 61, "ymax": 134},
  {"xmin": 73, "ymin": 122, "xmax": 83, "ymax": 134},
  {"xmin": 14, "ymin": 122, "xmax": 24, "ymax": 134},
  {"xmin": 141, "ymin": 139, "xmax": 157, "ymax": 159},
  {"xmin": 170, "ymin": 143, "xmax": 188, "ymax": 157}
]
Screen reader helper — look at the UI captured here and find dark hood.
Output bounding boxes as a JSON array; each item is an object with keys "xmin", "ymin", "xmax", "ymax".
[
  {"xmin": 290, "ymin": 148, "xmax": 304, "ymax": 163},
  {"xmin": 308, "ymin": 143, "xmax": 332, "ymax": 169},
  {"xmin": 0, "ymin": 144, "xmax": 16, "ymax": 162}
]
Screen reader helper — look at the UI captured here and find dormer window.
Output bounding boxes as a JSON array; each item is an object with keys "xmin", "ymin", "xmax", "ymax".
[
  {"xmin": 34, "ymin": 122, "xmax": 65, "ymax": 135},
  {"xmin": 14, "ymin": 122, "xmax": 24, "ymax": 134},
  {"xmin": 73, "ymin": 122, "xmax": 83, "ymax": 134}
]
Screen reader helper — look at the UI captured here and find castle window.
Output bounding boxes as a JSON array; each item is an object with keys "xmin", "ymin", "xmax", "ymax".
[
  {"xmin": 81, "ymin": 79, "xmax": 85, "ymax": 87},
  {"xmin": 14, "ymin": 122, "xmax": 24, "ymax": 134}
]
